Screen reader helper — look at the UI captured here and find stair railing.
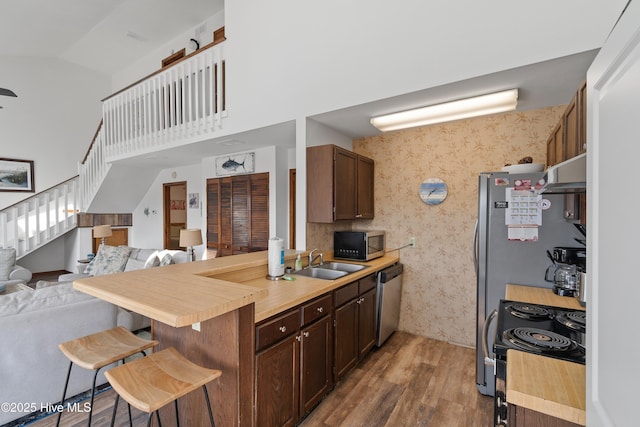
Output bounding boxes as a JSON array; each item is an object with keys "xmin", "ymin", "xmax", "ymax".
[{"xmin": 0, "ymin": 177, "xmax": 79, "ymax": 259}]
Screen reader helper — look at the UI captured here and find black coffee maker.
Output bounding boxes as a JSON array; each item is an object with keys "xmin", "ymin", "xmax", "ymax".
[{"xmin": 545, "ymin": 247, "xmax": 586, "ymax": 296}]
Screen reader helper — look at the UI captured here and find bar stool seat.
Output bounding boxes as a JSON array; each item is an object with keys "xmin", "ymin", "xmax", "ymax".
[
  {"xmin": 56, "ymin": 326, "xmax": 158, "ymax": 426},
  {"xmin": 105, "ymin": 347, "xmax": 222, "ymax": 426}
]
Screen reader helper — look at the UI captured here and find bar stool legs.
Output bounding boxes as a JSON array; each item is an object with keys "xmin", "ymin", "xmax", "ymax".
[
  {"xmin": 105, "ymin": 347, "xmax": 221, "ymax": 427},
  {"xmin": 55, "ymin": 327, "xmax": 158, "ymax": 426}
]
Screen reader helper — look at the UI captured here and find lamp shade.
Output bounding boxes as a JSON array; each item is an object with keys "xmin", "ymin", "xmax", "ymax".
[
  {"xmin": 93, "ymin": 225, "xmax": 112, "ymax": 239},
  {"xmin": 180, "ymin": 229, "xmax": 203, "ymax": 247}
]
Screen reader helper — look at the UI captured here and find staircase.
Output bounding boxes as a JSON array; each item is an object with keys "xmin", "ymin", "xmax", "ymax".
[
  {"xmin": 0, "ymin": 177, "xmax": 80, "ymax": 259},
  {"xmin": 0, "ymin": 37, "xmax": 228, "ymax": 259}
]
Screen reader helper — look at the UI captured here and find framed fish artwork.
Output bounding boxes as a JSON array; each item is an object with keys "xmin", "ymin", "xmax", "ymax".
[{"xmin": 215, "ymin": 152, "xmax": 255, "ymax": 176}]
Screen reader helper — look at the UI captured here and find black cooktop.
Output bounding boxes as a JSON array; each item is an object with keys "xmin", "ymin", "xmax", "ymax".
[{"xmin": 494, "ymin": 300, "xmax": 586, "ymax": 364}]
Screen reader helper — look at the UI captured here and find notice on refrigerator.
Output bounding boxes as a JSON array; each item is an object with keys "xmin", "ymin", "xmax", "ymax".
[
  {"xmin": 505, "ymin": 187, "xmax": 542, "ymax": 229},
  {"xmin": 507, "ymin": 226, "xmax": 539, "ymax": 241}
]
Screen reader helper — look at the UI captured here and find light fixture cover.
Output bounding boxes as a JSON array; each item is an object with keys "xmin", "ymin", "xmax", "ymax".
[
  {"xmin": 180, "ymin": 228, "xmax": 203, "ymax": 247},
  {"xmin": 370, "ymin": 89, "xmax": 518, "ymax": 132},
  {"xmin": 93, "ymin": 224, "xmax": 112, "ymax": 238}
]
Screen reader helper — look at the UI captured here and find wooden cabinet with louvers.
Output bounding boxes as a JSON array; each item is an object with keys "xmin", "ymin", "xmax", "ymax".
[{"xmin": 206, "ymin": 172, "xmax": 269, "ymax": 257}]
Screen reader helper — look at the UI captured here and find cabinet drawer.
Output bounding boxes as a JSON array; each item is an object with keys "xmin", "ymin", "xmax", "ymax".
[
  {"xmin": 302, "ymin": 294, "xmax": 332, "ymax": 326},
  {"xmin": 256, "ymin": 309, "xmax": 301, "ymax": 351},
  {"xmin": 358, "ymin": 273, "xmax": 377, "ymax": 294},
  {"xmin": 334, "ymin": 281, "xmax": 358, "ymax": 307}
]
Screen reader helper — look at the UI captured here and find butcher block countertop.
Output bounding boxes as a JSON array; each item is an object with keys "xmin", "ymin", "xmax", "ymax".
[
  {"xmin": 507, "ymin": 350, "xmax": 586, "ymax": 425},
  {"xmin": 505, "ymin": 284, "xmax": 586, "ymax": 425},
  {"xmin": 74, "ymin": 250, "xmax": 400, "ymax": 327},
  {"xmin": 506, "ymin": 284, "xmax": 585, "ymax": 311}
]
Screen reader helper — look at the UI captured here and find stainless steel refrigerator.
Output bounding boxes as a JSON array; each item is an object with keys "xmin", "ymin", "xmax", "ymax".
[{"xmin": 474, "ymin": 171, "xmax": 580, "ymax": 396}]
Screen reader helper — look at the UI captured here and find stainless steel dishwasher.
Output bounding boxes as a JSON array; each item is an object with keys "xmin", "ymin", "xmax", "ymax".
[{"xmin": 376, "ymin": 263, "xmax": 403, "ymax": 346}]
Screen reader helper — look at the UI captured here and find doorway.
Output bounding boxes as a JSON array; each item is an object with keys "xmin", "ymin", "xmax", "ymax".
[{"xmin": 163, "ymin": 181, "xmax": 187, "ymax": 250}]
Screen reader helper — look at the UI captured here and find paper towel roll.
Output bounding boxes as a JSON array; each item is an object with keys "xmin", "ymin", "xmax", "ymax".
[{"xmin": 268, "ymin": 237, "xmax": 285, "ymax": 277}]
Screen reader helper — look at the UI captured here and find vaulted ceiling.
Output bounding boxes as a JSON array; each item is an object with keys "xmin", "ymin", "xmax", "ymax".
[{"xmin": 0, "ymin": 0, "xmax": 224, "ymax": 75}]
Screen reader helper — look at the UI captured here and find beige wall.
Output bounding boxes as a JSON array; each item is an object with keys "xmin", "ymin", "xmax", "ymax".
[{"xmin": 342, "ymin": 106, "xmax": 565, "ymax": 347}]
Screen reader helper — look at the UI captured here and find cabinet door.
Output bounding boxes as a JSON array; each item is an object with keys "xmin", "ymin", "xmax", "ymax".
[
  {"xmin": 231, "ymin": 175, "xmax": 250, "ymax": 254},
  {"xmin": 333, "ymin": 147, "xmax": 357, "ymax": 220},
  {"xmin": 255, "ymin": 335, "xmax": 299, "ymax": 427},
  {"xmin": 300, "ymin": 315, "xmax": 332, "ymax": 415},
  {"xmin": 578, "ymin": 80, "xmax": 587, "ymax": 154},
  {"xmin": 358, "ymin": 287, "xmax": 377, "ymax": 358},
  {"xmin": 563, "ymin": 95, "xmax": 580, "ymax": 160},
  {"xmin": 356, "ymin": 155, "xmax": 374, "ymax": 219},
  {"xmin": 333, "ymin": 299, "xmax": 358, "ymax": 381},
  {"xmin": 553, "ymin": 122, "xmax": 565, "ymax": 165}
]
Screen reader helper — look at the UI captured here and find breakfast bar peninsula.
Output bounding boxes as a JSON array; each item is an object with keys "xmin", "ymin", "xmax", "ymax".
[{"xmin": 74, "ymin": 250, "xmax": 401, "ymax": 426}]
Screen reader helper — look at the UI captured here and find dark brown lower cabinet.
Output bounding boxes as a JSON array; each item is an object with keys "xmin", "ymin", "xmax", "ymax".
[
  {"xmin": 508, "ymin": 404, "xmax": 583, "ymax": 427},
  {"xmin": 333, "ymin": 274, "xmax": 377, "ymax": 382},
  {"xmin": 255, "ymin": 335, "xmax": 298, "ymax": 427},
  {"xmin": 255, "ymin": 295, "xmax": 333, "ymax": 426}
]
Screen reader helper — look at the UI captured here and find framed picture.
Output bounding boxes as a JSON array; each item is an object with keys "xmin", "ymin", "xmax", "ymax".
[
  {"xmin": 215, "ymin": 152, "xmax": 255, "ymax": 176},
  {"xmin": 188, "ymin": 193, "xmax": 199, "ymax": 209},
  {"xmin": 0, "ymin": 158, "xmax": 35, "ymax": 192}
]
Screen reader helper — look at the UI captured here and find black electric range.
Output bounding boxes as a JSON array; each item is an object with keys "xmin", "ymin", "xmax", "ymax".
[
  {"xmin": 492, "ymin": 300, "xmax": 586, "ymax": 426},
  {"xmin": 494, "ymin": 300, "xmax": 586, "ymax": 364}
]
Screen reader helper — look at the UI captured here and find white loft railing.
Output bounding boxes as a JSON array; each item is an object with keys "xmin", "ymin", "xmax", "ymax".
[
  {"xmin": 102, "ymin": 42, "xmax": 227, "ymax": 160},
  {"xmin": 0, "ymin": 177, "xmax": 79, "ymax": 259}
]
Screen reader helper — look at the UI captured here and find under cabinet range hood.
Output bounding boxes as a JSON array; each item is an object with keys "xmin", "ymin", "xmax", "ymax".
[{"xmin": 539, "ymin": 153, "xmax": 586, "ymax": 194}]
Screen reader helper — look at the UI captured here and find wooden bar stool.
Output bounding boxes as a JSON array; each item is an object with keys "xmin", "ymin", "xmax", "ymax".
[
  {"xmin": 105, "ymin": 347, "xmax": 222, "ymax": 427},
  {"xmin": 56, "ymin": 326, "xmax": 158, "ymax": 426}
]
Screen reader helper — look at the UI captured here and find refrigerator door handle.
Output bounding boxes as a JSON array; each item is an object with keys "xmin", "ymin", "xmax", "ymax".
[
  {"xmin": 473, "ymin": 219, "xmax": 479, "ymax": 277},
  {"xmin": 482, "ymin": 309, "xmax": 497, "ymax": 373}
]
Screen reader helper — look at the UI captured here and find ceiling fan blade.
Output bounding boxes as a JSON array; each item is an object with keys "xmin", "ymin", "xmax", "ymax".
[{"xmin": 0, "ymin": 88, "xmax": 17, "ymax": 97}]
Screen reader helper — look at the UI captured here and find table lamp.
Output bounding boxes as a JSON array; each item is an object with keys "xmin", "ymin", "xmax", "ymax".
[
  {"xmin": 180, "ymin": 228, "xmax": 203, "ymax": 262},
  {"xmin": 93, "ymin": 225, "xmax": 112, "ymax": 247}
]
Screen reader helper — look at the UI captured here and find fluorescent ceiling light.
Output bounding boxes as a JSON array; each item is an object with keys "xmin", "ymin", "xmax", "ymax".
[{"xmin": 370, "ymin": 89, "xmax": 519, "ymax": 132}]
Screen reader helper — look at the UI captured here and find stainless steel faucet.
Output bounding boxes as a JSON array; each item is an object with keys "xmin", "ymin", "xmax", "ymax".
[{"xmin": 308, "ymin": 248, "xmax": 324, "ymax": 267}]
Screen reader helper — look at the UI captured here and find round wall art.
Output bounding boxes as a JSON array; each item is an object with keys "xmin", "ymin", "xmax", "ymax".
[{"xmin": 419, "ymin": 178, "xmax": 448, "ymax": 205}]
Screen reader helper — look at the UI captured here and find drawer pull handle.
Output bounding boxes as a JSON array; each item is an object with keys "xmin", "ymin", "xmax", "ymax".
[
  {"xmin": 279, "ymin": 326, "xmax": 286, "ymax": 333},
  {"xmin": 303, "ymin": 331, "xmax": 310, "ymax": 338},
  {"xmin": 317, "ymin": 307, "xmax": 324, "ymax": 313}
]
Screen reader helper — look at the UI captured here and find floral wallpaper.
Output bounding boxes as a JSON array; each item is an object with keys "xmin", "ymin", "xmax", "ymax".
[{"xmin": 308, "ymin": 106, "xmax": 565, "ymax": 347}]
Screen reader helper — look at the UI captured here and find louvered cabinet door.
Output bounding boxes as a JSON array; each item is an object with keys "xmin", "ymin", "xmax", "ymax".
[{"xmin": 206, "ymin": 172, "xmax": 269, "ymax": 257}]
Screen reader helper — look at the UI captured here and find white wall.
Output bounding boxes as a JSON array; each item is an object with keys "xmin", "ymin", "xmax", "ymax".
[
  {"xmin": 131, "ymin": 145, "xmax": 290, "ymax": 256},
  {"xmin": 222, "ymin": 0, "xmax": 626, "ymax": 139},
  {"xmin": 0, "ymin": 56, "xmax": 110, "ymax": 210}
]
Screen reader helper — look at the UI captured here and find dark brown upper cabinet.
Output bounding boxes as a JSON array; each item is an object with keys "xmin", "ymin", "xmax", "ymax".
[{"xmin": 307, "ymin": 145, "xmax": 374, "ymax": 223}]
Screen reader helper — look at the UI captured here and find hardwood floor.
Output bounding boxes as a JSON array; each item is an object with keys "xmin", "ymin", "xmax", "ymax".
[
  {"xmin": 21, "ymin": 332, "xmax": 492, "ymax": 427},
  {"xmin": 300, "ymin": 331, "xmax": 493, "ymax": 427}
]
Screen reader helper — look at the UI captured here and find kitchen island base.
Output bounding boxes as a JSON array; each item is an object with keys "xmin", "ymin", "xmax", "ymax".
[{"xmin": 153, "ymin": 303, "xmax": 255, "ymax": 427}]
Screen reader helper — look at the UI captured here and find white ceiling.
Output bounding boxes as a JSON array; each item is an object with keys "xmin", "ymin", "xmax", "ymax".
[{"xmin": 0, "ymin": 0, "xmax": 224, "ymax": 75}]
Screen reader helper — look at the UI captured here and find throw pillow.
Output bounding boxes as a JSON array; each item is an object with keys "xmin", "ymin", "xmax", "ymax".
[
  {"xmin": 144, "ymin": 254, "xmax": 160, "ymax": 269},
  {"xmin": 0, "ymin": 248, "xmax": 17, "ymax": 280},
  {"xmin": 159, "ymin": 253, "xmax": 174, "ymax": 266},
  {"xmin": 124, "ymin": 258, "xmax": 146, "ymax": 272},
  {"xmin": 85, "ymin": 245, "xmax": 131, "ymax": 276}
]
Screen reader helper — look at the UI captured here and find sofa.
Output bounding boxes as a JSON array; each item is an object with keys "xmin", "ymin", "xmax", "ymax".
[
  {"xmin": 0, "ymin": 283, "xmax": 119, "ymax": 425},
  {"xmin": 53, "ymin": 246, "xmax": 189, "ymax": 331},
  {"xmin": 0, "ymin": 247, "xmax": 33, "ymax": 293}
]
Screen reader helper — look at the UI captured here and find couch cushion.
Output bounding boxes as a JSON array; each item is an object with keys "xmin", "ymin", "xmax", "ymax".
[
  {"xmin": 0, "ymin": 248, "xmax": 16, "ymax": 280},
  {"xmin": 124, "ymin": 258, "xmax": 146, "ymax": 272},
  {"xmin": 85, "ymin": 245, "xmax": 131, "ymax": 276},
  {"xmin": 0, "ymin": 282, "xmax": 96, "ymax": 317}
]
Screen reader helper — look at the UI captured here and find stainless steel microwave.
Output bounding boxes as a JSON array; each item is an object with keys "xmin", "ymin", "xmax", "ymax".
[{"xmin": 333, "ymin": 231, "xmax": 385, "ymax": 261}]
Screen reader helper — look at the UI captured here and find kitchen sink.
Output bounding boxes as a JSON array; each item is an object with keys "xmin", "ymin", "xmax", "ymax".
[
  {"xmin": 293, "ymin": 267, "xmax": 349, "ymax": 280},
  {"xmin": 291, "ymin": 261, "xmax": 368, "ymax": 280},
  {"xmin": 316, "ymin": 262, "xmax": 367, "ymax": 273}
]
